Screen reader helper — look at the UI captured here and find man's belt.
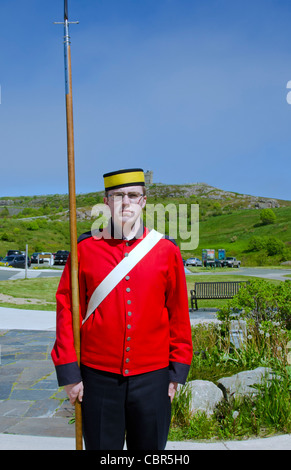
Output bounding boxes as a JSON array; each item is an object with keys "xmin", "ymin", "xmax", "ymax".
[{"xmin": 82, "ymin": 229, "xmax": 164, "ymax": 325}]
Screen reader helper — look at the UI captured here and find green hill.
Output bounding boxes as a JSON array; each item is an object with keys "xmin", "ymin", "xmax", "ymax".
[{"xmin": 0, "ymin": 183, "xmax": 290, "ymax": 266}]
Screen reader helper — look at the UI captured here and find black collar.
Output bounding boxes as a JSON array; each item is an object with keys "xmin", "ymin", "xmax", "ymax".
[{"xmin": 109, "ymin": 218, "xmax": 145, "ymax": 240}]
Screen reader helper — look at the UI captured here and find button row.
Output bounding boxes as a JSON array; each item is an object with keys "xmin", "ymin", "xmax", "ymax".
[{"xmin": 125, "ymin": 270, "xmax": 132, "ymax": 376}]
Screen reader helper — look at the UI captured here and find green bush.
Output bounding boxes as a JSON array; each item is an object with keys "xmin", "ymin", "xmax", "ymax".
[
  {"xmin": 260, "ymin": 208, "xmax": 276, "ymax": 225},
  {"xmin": 25, "ymin": 221, "xmax": 39, "ymax": 231},
  {"xmin": 217, "ymin": 279, "xmax": 291, "ymax": 329},
  {"xmin": 1, "ymin": 232, "xmax": 10, "ymax": 241},
  {"xmin": 265, "ymin": 237, "xmax": 285, "ymax": 256},
  {"xmin": 248, "ymin": 235, "xmax": 286, "ymax": 256},
  {"xmin": 248, "ymin": 236, "xmax": 266, "ymax": 252}
]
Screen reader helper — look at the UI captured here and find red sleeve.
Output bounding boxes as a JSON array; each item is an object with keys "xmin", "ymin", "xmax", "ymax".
[
  {"xmin": 51, "ymin": 255, "xmax": 83, "ymax": 386},
  {"xmin": 166, "ymin": 245, "xmax": 193, "ymax": 383}
]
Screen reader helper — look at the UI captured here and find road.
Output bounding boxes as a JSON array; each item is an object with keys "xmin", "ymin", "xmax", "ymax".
[
  {"xmin": 0, "ymin": 265, "xmax": 290, "ymax": 282},
  {"xmin": 0, "ymin": 266, "xmax": 63, "ymax": 281},
  {"xmin": 185, "ymin": 266, "xmax": 291, "ymax": 282}
]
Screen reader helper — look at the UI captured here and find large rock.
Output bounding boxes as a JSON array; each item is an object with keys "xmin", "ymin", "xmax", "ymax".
[
  {"xmin": 217, "ymin": 367, "xmax": 276, "ymax": 400},
  {"xmin": 185, "ymin": 380, "xmax": 224, "ymax": 416}
]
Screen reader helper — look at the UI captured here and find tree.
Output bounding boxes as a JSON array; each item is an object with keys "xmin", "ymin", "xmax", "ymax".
[{"xmin": 260, "ymin": 208, "xmax": 276, "ymax": 225}]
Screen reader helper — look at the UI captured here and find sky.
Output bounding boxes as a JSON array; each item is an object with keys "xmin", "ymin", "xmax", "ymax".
[{"xmin": 0, "ymin": 0, "xmax": 291, "ymax": 200}]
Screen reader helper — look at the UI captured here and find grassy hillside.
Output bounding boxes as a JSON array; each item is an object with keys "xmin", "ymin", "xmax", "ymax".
[
  {"xmin": 188, "ymin": 206, "xmax": 291, "ymax": 266},
  {"xmin": 0, "ymin": 184, "xmax": 290, "ymax": 266}
]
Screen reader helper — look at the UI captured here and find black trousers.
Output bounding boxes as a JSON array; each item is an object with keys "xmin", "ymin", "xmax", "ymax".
[{"xmin": 81, "ymin": 365, "xmax": 171, "ymax": 450}]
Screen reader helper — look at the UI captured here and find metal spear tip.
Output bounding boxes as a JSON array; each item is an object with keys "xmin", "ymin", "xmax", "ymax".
[{"xmin": 64, "ymin": 0, "xmax": 68, "ymax": 20}]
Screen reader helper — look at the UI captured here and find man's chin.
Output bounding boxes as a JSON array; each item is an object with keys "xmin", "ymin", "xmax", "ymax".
[{"xmin": 114, "ymin": 216, "xmax": 135, "ymax": 226}]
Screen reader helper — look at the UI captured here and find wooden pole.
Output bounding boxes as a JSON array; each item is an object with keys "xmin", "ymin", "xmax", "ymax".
[{"xmin": 63, "ymin": 2, "xmax": 82, "ymax": 451}]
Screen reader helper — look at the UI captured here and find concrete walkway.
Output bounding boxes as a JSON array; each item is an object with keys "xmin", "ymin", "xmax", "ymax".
[
  {"xmin": 0, "ymin": 306, "xmax": 290, "ymax": 451},
  {"xmin": 0, "ymin": 432, "xmax": 290, "ymax": 450}
]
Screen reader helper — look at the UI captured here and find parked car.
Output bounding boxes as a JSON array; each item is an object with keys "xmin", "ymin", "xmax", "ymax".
[
  {"xmin": 31, "ymin": 252, "xmax": 44, "ymax": 264},
  {"xmin": 2, "ymin": 255, "xmax": 31, "ymax": 269},
  {"xmin": 221, "ymin": 257, "xmax": 241, "ymax": 268},
  {"xmin": 54, "ymin": 250, "xmax": 69, "ymax": 265},
  {"xmin": 1, "ymin": 255, "xmax": 16, "ymax": 266},
  {"xmin": 7, "ymin": 250, "xmax": 22, "ymax": 256},
  {"xmin": 185, "ymin": 257, "xmax": 202, "ymax": 267}
]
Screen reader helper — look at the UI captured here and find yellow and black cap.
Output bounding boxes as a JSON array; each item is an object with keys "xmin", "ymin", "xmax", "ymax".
[{"xmin": 103, "ymin": 168, "xmax": 145, "ymax": 191}]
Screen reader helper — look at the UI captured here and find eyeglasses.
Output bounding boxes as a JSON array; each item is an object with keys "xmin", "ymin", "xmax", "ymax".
[{"xmin": 108, "ymin": 192, "xmax": 144, "ymax": 203}]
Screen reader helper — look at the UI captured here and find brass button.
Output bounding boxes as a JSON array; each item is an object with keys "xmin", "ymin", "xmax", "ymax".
[
  {"xmin": 125, "ymin": 358, "xmax": 130, "ymax": 363},
  {"xmin": 125, "ymin": 369, "xmax": 129, "ymax": 374},
  {"xmin": 125, "ymin": 275, "xmax": 130, "ymax": 280},
  {"xmin": 127, "ymin": 324, "xmax": 131, "ymax": 329},
  {"xmin": 127, "ymin": 337, "xmax": 131, "ymax": 341},
  {"xmin": 126, "ymin": 347, "xmax": 130, "ymax": 352},
  {"xmin": 127, "ymin": 300, "xmax": 131, "ymax": 305},
  {"xmin": 128, "ymin": 311, "xmax": 132, "ymax": 316},
  {"xmin": 124, "ymin": 253, "xmax": 129, "ymax": 257},
  {"xmin": 126, "ymin": 288, "xmax": 131, "ymax": 293}
]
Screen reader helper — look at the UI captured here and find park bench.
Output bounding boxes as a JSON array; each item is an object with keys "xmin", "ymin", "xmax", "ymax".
[{"xmin": 190, "ymin": 281, "xmax": 247, "ymax": 310}]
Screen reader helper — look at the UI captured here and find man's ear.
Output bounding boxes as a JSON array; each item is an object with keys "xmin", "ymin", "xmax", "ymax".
[{"xmin": 141, "ymin": 195, "xmax": 147, "ymax": 209}]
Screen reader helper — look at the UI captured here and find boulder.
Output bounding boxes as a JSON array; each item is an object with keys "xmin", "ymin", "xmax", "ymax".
[
  {"xmin": 184, "ymin": 380, "xmax": 224, "ymax": 416},
  {"xmin": 217, "ymin": 367, "xmax": 276, "ymax": 400}
]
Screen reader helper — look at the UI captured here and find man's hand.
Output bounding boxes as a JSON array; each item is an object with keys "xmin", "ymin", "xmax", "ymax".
[
  {"xmin": 168, "ymin": 381, "xmax": 178, "ymax": 403},
  {"xmin": 64, "ymin": 381, "xmax": 84, "ymax": 405}
]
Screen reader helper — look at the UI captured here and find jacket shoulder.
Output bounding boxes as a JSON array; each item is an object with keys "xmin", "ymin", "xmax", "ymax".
[
  {"xmin": 163, "ymin": 234, "xmax": 178, "ymax": 247},
  {"xmin": 77, "ymin": 231, "xmax": 93, "ymax": 244}
]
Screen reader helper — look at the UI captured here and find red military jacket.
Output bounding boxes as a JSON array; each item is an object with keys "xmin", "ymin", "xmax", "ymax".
[{"xmin": 51, "ymin": 225, "xmax": 193, "ymax": 386}]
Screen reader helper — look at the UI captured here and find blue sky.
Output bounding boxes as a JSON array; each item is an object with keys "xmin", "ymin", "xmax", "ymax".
[{"xmin": 1, "ymin": 0, "xmax": 291, "ymax": 200}]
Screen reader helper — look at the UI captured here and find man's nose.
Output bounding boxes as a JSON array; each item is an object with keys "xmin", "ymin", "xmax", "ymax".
[{"xmin": 121, "ymin": 194, "xmax": 131, "ymax": 203}]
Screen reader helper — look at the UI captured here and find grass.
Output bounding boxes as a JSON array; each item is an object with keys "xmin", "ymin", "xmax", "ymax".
[
  {"xmin": 181, "ymin": 206, "xmax": 291, "ymax": 266},
  {"xmin": 0, "ymin": 273, "xmax": 282, "ymax": 311},
  {"xmin": 0, "ymin": 277, "xmax": 60, "ymax": 310}
]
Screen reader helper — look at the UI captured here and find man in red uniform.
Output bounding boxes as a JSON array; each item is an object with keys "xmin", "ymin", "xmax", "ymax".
[{"xmin": 51, "ymin": 168, "xmax": 193, "ymax": 450}]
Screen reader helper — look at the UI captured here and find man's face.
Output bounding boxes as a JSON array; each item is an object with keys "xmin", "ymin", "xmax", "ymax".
[{"xmin": 104, "ymin": 185, "xmax": 147, "ymax": 229}]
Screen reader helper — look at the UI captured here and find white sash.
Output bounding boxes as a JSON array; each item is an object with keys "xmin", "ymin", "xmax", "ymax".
[{"xmin": 82, "ymin": 229, "xmax": 163, "ymax": 325}]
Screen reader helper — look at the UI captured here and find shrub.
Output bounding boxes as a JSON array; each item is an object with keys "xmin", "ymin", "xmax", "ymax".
[
  {"xmin": 265, "ymin": 237, "xmax": 285, "ymax": 256},
  {"xmin": 25, "ymin": 221, "xmax": 39, "ymax": 231},
  {"xmin": 217, "ymin": 279, "xmax": 291, "ymax": 329},
  {"xmin": 1, "ymin": 232, "xmax": 10, "ymax": 241},
  {"xmin": 248, "ymin": 236, "xmax": 287, "ymax": 260},
  {"xmin": 260, "ymin": 208, "xmax": 276, "ymax": 225},
  {"xmin": 248, "ymin": 236, "xmax": 266, "ymax": 252}
]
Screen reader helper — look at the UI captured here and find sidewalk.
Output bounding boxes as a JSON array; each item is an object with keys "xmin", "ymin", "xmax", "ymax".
[
  {"xmin": 0, "ymin": 432, "xmax": 290, "ymax": 450},
  {"xmin": 0, "ymin": 306, "xmax": 290, "ymax": 451}
]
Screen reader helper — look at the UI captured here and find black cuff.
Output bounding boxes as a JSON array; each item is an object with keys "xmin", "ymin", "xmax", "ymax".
[
  {"xmin": 169, "ymin": 361, "xmax": 190, "ymax": 385},
  {"xmin": 55, "ymin": 361, "xmax": 82, "ymax": 386}
]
